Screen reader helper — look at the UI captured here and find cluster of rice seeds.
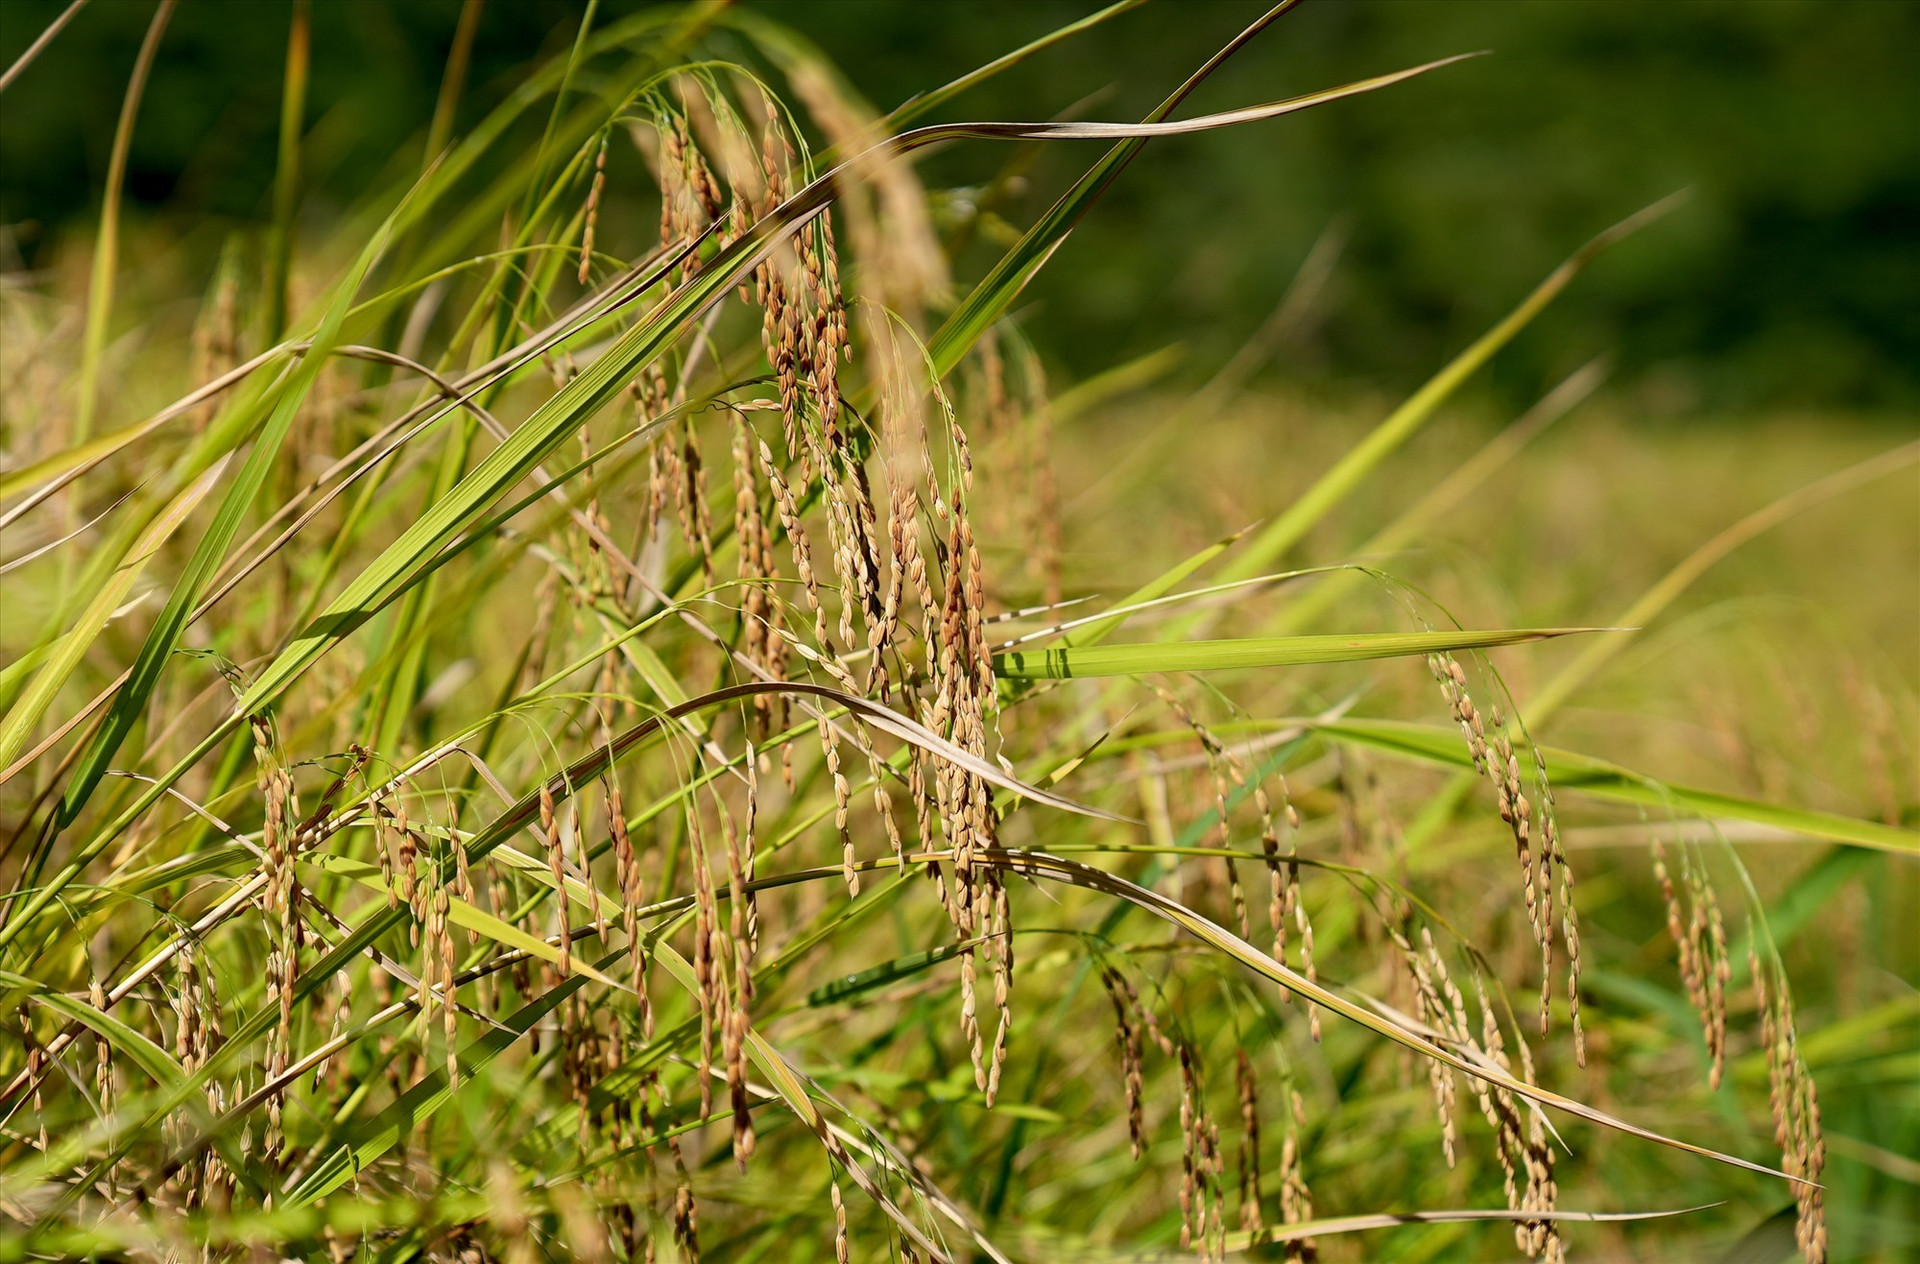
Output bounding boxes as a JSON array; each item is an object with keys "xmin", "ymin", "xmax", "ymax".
[
  {"xmin": 1429, "ymin": 652, "xmax": 1582, "ymax": 1059},
  {"xmin": 659, "ymin": 106, "xmax": 728, "ymax": 282},
  {"xmin": 1150, "ymin": 685, "xmax": 1249, "ymax": 937},
  {"xmin": 731, "ymin": 414, "xmax": 792, "ymax": 753},
  {"xmin": 875, "ymin": 381, "xmax": 936, "ymax": 704},
  {"xmin": 77, "ymin": 974, "xmax": 106, "ymax": 1095},
  {"xmin": 606, "ymin": 781, "xmax": 653, "ymax": 1039},
  {"xmin": 720, "ymin": 768, "xmax": 758, "ymax": 1167},
  {"xmin": 642, "ymin": 108, "xmax": 729, "ymax": 576},
  {"xmin": 1101, "ymin": 966, "xmax": 1151, "ymax": 1159},
  {"xmin": 830, "ymin": 1175, "xmax": 851, "ymax": 1264},
  {"xmin": 748, "ymin": 120, "xmax": 807, "ymax": 465},
  {"xmin": 249, "ymin": 711, "xmax": 300, "ymax": 1158},
  {"xmin": 1276, "ymin": 851, "xmax": 1318, "ymax": 1043},
  {"xmin": 1386, "ymin": 911, "xmax": 1475, "ymax": 1169},
  {"xmin": 1651, "ymin": 838, "xmax": 1731, "ymax": 1087},
  {"xmin": 538, "ymin": 782, "xmax": 572, "ymax": 977},
  {"xmin": 1176, "ymin": 1042, "xmax": 1228, "ymax": 1262},
  {"xmin": 1278, "ymin": 1088, "xmax": 1316, "ymax": 1263},
  {"xmin": 676, "ymin": 419, "xmax": 717, "ymax": 586},
  {"xmin": 86, "ymin": 970, "xmax": 116, "ymax": 1197},
  {"xmin": 1234, "ymin": 1050, "xmax": 1263, "ymax": 1237},
  {"xmin": 578, "ymin": 132, "xmax": 609, "ymax": 286},
  {"xmin": 636, "ymin": 1066, "xmax": 700, "ymax": 1262},
  {"xmin": 578, "ymin": 1022, "xmax": 649, "ymax": 1230},
  {"xmin": 1750, "ymin": 948, "xmax": 1828, "ymax": 1263},
  {"xmin": 425, "ymin": 835, "xmax": 461, "ymax": 1085},
  {"xmin": 682, "ymin": 793, "xmax": 721, "ymax": 1121},
  {"xmin": 732, "ymin": 104, "xmax": 918, "ymax": 912},
  {"xmin": 1466, "ymin": 977, "xmax": 1565, "ymax": 1263},
  {"xmin": 874, "ymin": 428, "xmax": 942, "ymax": 885},
  {"xmin": 1534, "ymin": 754, "xmax": 1583, "ymax": 1062},
  {"xmin": 17, "ymin": 1007, "xmax": 48, "ymax": 1156},
  {"xmin": 1261, "ymin": 768, "xmax": 1308, "ymax": 1017},
  {"xmin": 374, "ymin": 789, "xmax": 428, "ymax": 978},
  {"xmin": 783, "ymin": 58, "xmax": 946, "ymax": 325},
  {"xmin": 1147, "ymin": 687, "xmax": 1318, "ymax": 1040},
  {"xmin": 937, "ymin": 492, "xmax": 1012, "ymax": 1100},
  {"xmin": 560, "ymin": 1000, "xmax": 617, "ymax": 1156},
  {"xmin": 748, "ymin": 117, "xmax": 867, "ymax": 622},
  {"xmin": 980, "ymin": 865, "xmax": 1014, "ymax": 1104},
  {"xmin": 169, "ymin": 941, "xmax": 230, "ymax": 1207},
  {"xmin": 754, "ymin": 436, "xmax": 830, "ymax": 662},
  {"xmin": 637, "ymin": 88, "xmax": 1022, "ymax": 1105},
  {"xmin": 651, "ymin": 777, "xmax": 750, "ymax": 1161},
  {"xmin": 868, "ymin": 378, "xmax": 1009, "ymax": 1096}
]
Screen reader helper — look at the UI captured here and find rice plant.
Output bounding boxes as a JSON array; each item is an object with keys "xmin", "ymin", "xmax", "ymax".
[{"xmin": 2, "ymin": 3, "xmax": 1914, "ymax": 1260}]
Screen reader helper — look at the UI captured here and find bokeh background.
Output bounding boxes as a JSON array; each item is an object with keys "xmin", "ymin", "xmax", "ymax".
[{"xmin": 4, "ymin": 0, "xmax": 1917, "ymax": 416}]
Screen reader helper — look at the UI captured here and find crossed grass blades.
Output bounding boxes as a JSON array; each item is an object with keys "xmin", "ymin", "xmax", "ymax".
[{"xmin": 2, "ymin": 2, "xmax": 1909, "ymax": 1260}]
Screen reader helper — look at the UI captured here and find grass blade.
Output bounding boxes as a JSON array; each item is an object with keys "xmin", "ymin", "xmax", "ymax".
[
  {"xmin": 1217, "ymin": 195, "xmax": 1685, "ymax": 584},
  {"xmin": 70, "ymin": 0, "xmax": 175, "ymax": 450},
  {"xmin": 54, "ymin": 197, "xmax": 403, "ymax": 829},
  {"xmin": 0, "ymin": 457, "xmax": 226, "ymax": 770},
  {"xmin": 993, "ymin": 627, "xmax": 1606, "ymax": 680},
  {"xmin": 1316, "ymin": 716, "xmax": 1919, "ymax": 856}
]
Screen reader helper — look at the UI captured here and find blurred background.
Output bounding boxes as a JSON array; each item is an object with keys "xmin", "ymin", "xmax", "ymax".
[{"xmin": 3, "ymin": 0, "xmax": 1917, "ymax": 417}]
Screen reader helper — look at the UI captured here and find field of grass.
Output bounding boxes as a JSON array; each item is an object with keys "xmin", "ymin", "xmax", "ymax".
[{"xmin": 1, "ymin": 3, "xmax": 1915, "ymax": 1261}]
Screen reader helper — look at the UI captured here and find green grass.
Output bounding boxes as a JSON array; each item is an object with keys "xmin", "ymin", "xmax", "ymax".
[{"xmin": 1, "ymin": 3, "xmax": 1915, "ymax": 1261}]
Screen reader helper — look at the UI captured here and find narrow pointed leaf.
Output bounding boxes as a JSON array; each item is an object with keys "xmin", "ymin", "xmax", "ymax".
[
  {"xmin": 984, "ymin": 849, "xmax": 1806, "ymax": 1185},
  {"xmin": 1314, "ymin": 716, "xmax": 1919, "ymax": 856},
  {"xmin": 994, "ymin": 627, "xmax": 1606, "ymax": 681}
]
